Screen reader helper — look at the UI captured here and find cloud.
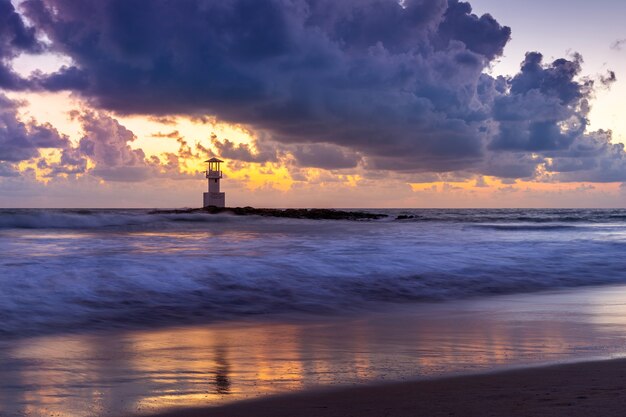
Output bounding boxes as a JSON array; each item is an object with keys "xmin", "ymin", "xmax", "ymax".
[
  {"xmin": 547, "ymin": 130, "xmax": 626, "ymax": 183},
  {"xmin": 600, "ymin": 70, "xmax": 617, "ymax": 87},
  {"xmin": 151, "ymin": 130, "xmax": 180, "ymax": 139},
  {"xmin": 0, "ymin": 0, "xmax": 43, "ymax": 89},
  {"xmin": 211, "ymin": 135, "xmax": 278, "ymax": 163},
  {"xmin": 20, "ymin": 0, "xmax": 510, "ymax": 173},
  {"xmin": 611, "ymin": 39, "xmax": 626, "ymax": 51},
  {"xmin": 77, "ymin": 112, "xmax": 144, "ymax": 166},
  {"xmin": 5, "ymin": 0, "xmax": 624, "ymax": 185},
  {"xmin": 291, "ymin": 143, "xmax": 362, "ymax": 169},
  {"xmin": 437, "ymin": 0, "xmax": 510, "ymax": 60},
  {"xmin": 474, "ymin": 175, "xmax": 487, "ymax": 187},
  {"xmin": 0, "ymin": 97, "xmax": 192, "ymax": 182},
  {"xmin": 486, "ymin": 52, "xmax": 625, "ymax": 180},
  {"xmin": 0, "ymin": 93, "xmax": 69, "ymax": 167},
  {"xmin": 67, "ymin": 111, "xmax": 205, "ymax": 182},
  {"xmin": 35, "ymin": 111, "xmax": 159, "ymax": 182},
  {"xmin": 0, "ymin": 161, "xmax": 19, "ymax": 177}
]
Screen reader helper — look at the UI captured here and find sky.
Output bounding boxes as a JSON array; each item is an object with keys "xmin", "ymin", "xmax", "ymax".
[{"xmin": 1, "ymin": 0, "xmax": 626, "ymax": 208}]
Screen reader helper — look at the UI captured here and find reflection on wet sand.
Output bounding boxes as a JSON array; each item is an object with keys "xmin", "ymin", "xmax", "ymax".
[
  {"xmin": 214, "ymin": 346, "xmax": 230, "ymax": 395},
  {"xmin": 3, "ymin": 286, "xmax": 626, "ymax": 417}
]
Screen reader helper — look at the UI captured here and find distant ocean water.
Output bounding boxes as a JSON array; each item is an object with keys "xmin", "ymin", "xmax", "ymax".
[{"xmin": 1, "ymin": 208, "xmax": 625, "ymax": 338}]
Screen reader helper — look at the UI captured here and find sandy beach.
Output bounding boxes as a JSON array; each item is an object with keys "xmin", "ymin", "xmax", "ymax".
[
  {"xmin": 4, "ymin": 285, "xmax": 626, "ymax": 416},
  {"xmin": 148, "ymin": 358, "xmax": 626, "ymax": 417}
]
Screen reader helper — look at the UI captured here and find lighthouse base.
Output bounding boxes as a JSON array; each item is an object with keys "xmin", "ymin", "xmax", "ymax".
[{"xmin": 203, "ymin": 192, "xmax": 225, "ymax": 208}]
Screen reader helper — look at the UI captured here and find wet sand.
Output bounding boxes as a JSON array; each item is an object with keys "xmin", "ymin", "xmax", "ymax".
[
  {"xmin": 151, "ymin": 358, "xmax": 626, "ymax": 417},
  {"xmin": 5, "ymin": 285, "xmax": 626, "ymax": 416}
]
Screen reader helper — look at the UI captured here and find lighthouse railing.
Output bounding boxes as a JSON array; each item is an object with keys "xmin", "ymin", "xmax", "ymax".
[{"xmin": 206, "ymin": 170, "xmax": 223, "ymax": 179}]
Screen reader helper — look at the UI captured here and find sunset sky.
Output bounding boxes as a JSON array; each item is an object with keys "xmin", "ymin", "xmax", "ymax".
[{"xmin": 1, "ymin": 0, "xmax": 626, "ymax": 208}]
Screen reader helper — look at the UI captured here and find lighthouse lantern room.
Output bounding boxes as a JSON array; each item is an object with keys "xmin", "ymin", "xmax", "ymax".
[{"xmin": 203, "ymin": 158, "xmax": 226, "ymax": 208}]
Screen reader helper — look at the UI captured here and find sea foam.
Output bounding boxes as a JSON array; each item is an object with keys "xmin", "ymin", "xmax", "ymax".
[{"xmin": 1, "ymin": 208, "xmax": 625, "ymax": 338}]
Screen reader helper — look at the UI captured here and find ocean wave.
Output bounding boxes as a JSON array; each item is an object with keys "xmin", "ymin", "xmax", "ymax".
[
  {"xmin": 470, "ymin": 224, "xmax": 579, "ymax": 231},
  {"xmin": 2, "ymin": 208, "xmax": 626, "ymax": 230},
  {"xmin": 391, "ymin": 209, "xmax": 626, "ymax": 224},
  {"xmin": 0, "ymin": 209, "xmax": 237, "ymax": 230},
  {"xmin": 1, "ymin": 254, "xmax": 625, "ymax": 338},
  {"xmin": 1, "ymin": 208, "xmax": 626, "ymax": 338}
]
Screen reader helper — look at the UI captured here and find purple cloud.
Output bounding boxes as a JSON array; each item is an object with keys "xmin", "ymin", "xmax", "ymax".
[
  {"xmin": 0, "ymin": 94, "xmax": 69, "ymax": 167},
  {"xmin": 20, "ymin": 0, "xmax": 509, "ymax": 172},
  {"xmin": 1, "ymin": 0, "xmax": 621, "ymax": 182},
  {"xmin": 0, "ymin": 0, "xmax": 42, "ymax": 89}
]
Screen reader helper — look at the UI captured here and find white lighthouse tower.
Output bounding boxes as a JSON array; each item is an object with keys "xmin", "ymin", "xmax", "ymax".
[{"xmin": 203, "ymin": 158, "xmax": 226, "ymax": 207}]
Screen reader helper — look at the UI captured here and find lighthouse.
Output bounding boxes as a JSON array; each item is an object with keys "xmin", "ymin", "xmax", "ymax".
[{"xmin": 203, "ymin": 158, "xmax": 226, "ymax": 208}]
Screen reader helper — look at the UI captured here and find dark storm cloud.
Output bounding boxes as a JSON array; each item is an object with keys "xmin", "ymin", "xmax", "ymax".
[
  {"xmin": 211, "ymin": 136, "xmax": 278, "ymax": 164},
  {"xmin": 508, "ymin": 52, "xmax": 587, "ymax": 105},
  {"xmin": 212, "ymin": 135, "xmax": 361, "ymax": 169},
  {"xmin": 486, "ymin": 52, "xmax": 623, "ymax": 180},
  {"xmin": 436, "ymin": 0, "xmax": 510, "ymax": 60},
  {"xmin": 291, "ymin": 143, "xmax": 362, "ymax": 169},
  {"xmin": 8, "ymin": 0, "xmax": 626, "ymax": 183},
  {"xmin": 0, "ymin": 161, "xmax": 18, "ymax": 176},
  {"xmin": 0, "ymin": 0, "xmax": 42, "ymax": 89},
  {"xmin": 546, "ymin": 131, "xmax": 626, "ymax": 183},
  {"xmin": 20, "ymin": 0, "xmax": 511, "ymax": 173}
]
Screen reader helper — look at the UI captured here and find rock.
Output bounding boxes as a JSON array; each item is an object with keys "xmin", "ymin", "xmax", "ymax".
[{"xmin": 151, "ymin": 206, "xmax": 387, "ymax": 221}]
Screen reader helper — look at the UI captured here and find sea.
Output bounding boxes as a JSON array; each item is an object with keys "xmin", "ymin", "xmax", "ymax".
[
  {"xmin": 3, "ymin": 208, "xmax": 626, "ymax": 416},
  {"xmin": 1, "ymin": 208, "xmax": 625, "ymax": 338}
]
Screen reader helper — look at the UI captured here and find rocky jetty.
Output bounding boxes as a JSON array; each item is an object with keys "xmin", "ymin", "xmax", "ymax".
[
  {"xmin": 153, "ymin": 206, "xmax": 387, "ymax": 221},
  {"xmin": 396, "ymin": 215, "xmax": 416, "ymax": 220}
]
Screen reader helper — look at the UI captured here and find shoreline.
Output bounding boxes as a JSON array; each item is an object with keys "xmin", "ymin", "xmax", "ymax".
[
  {"xmin": 146, "ymin": 357, "xmax": 626, "ymax": 417},
  {"xmin": 5, "ymin": 285, "xmax": 626, "ymax": 416}
]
